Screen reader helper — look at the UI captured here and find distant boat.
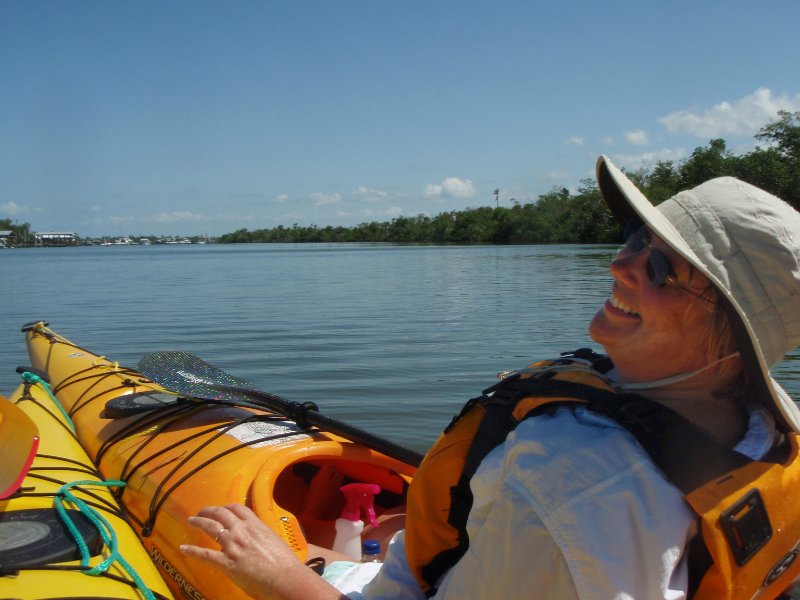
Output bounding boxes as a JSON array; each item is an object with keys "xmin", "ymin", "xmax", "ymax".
[{"xmin": 139, "ymin": 238, "xmax": 151, "ymax": 245}]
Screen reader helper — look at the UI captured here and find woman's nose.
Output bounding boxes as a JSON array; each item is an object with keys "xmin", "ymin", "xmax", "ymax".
[{"xmin": 610, "ymin": 245, "xmax": 645, "ymax": 287}]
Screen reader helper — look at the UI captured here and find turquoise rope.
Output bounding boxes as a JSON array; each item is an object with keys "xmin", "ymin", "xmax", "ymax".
[
  {"xmin": 55, "ymin": 480, "xmax": 156, "ymax": 600},
  {"xmin": 21, "ymin": 371, "xmax": 76, "ymax": 433}
]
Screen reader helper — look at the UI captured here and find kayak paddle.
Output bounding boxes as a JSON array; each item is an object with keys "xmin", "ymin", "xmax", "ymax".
[
  {"xmin": 137, "ymin": 351, "xmax": 424, "ymax": 467},
  {"xmin": 0, "ymin": 394, "xmax": 40, "ymax": 499}
]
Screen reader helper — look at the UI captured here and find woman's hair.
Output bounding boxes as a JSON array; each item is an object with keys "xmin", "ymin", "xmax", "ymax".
[{"xmin": 686, "ymin": 267, "xmax": 747, "ymax": 398}]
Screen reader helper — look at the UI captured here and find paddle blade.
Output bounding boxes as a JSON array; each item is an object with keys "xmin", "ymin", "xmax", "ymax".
[
  {"xmin": 137, "ymin": 351, "xmax": 259, "ymax": 403},
  {"xmin": 0, "ymin": 393, "xmax": 39, "ymax": 499}
]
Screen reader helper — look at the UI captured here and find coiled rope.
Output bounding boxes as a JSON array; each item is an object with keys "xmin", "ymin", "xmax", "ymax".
[{"xmin": 55, "ymin": 479, "xmax": 156, "ymax": 600}]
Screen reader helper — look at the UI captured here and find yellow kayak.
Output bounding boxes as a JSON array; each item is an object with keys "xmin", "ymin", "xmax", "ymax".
[
  {"xmin": 25, "ymin": 322, "xmax": 417, "ymax": 600},
  {"xmin": 0, "ymin": 368, "xmax": 174, "ymax": 599}
]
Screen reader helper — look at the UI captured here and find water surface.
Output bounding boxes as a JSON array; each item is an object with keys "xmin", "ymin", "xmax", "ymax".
[{"xmin": 1, "ymin": 243, "xmax": 797, "ymax": 451}]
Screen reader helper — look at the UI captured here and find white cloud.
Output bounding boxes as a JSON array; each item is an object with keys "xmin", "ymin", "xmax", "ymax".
[
  {"xmin": 352, "ymin": 186, "xmax": 388, "ymax": 202},
  {"xmin": 272, "ymin": 194, "xmax": 289, "ymax": 203},
  {"xmin": 110, "ymin": 215, "xmax": 135, "ymax": 224},
  {"xmin": 565, "ymin": 135, "xmax": 585, "ymax": 146},
  {"xmin": 310, "ymin": 192, "xmax": 342, "ymax": 206},
  {"xmin": 659, "ymin": 87, "xmax": 800, "ymax": 138},
  {"xmin": 0, "ymin": 201, "xmax": 25, "ymax": 216},
  {"xmin": 90, "ymin": 205, "xmax": 102, "ymax": 212},
  {"xmin": 625, "ymin": 130, "xmax": 650, "ymax": 146},
  {"xmin": 424, "ymin": 177, "xmax": 476, "ymax": 199},
  {"xmin": 602, "ymin": 136, "xmax": 615, "ymax": 146}
]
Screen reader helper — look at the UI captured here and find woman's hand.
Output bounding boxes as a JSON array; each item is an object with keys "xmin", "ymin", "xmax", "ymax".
[{"xmin": 181, "ymin": 504, "xmax": 344, "ymax": 600}]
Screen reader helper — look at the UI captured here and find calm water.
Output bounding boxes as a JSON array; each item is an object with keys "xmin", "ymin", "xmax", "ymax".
[{"xmin": 1, "ymin": 243, "xmax": 798, "ymax": 452}]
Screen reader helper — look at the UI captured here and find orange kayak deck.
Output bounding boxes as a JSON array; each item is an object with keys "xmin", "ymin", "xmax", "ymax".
[{"xmin": 25, "ymin": 322, "xmax": 416, "ymax": 600}]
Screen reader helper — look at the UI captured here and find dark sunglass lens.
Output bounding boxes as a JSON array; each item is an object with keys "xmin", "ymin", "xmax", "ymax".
[
  {"xmin": 646, "ymin": 249, "xmax": 673, "ymax": 287},
  {"xmin": 624, "ymin": 227, "xmax": 647, "ymax": 252}
]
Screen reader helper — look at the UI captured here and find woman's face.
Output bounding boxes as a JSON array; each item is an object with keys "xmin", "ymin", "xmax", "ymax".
[{"xmin": 589, "ymin": 227, "xmax": 718, "ymax": 385}]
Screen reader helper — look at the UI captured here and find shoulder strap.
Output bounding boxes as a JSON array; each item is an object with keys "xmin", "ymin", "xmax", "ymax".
[{"xmin": 581, "ymin": 393, "xmax": 751, "ymax": 493}]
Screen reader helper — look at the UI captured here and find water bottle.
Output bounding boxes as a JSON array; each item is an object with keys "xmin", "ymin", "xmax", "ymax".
[{"xmin": 361, "ymin": 539, "xmax": 382, "ymax": 563}]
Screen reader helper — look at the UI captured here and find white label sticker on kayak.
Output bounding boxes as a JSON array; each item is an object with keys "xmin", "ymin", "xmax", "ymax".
[{"xmin": 223, "ymin": 420, "xmax": 311, "ymax": 448}]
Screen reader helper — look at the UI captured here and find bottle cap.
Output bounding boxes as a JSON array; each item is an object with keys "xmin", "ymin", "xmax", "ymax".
[{"xmin": 362, "ymin": 539, "xmax": 381, "ymax": 556}]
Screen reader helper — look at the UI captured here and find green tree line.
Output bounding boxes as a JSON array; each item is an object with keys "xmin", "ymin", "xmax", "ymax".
[{"xmin": 234, "ymin": 110, "xmax": 797, "ymax": 245}]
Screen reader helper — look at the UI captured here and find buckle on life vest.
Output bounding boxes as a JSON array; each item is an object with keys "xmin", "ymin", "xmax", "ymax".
[{"xmin": 720, "ymin": 489, "xmax": 772, "ymax": 565}]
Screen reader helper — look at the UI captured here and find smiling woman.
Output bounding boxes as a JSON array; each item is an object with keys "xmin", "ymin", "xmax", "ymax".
[
  {"xmin": 178, "ymin": 155, "xmax": 800, "ymax": 600},
  {"xmin": 589, "ymin": 227, "xmax": 742, "ymax": 406}
]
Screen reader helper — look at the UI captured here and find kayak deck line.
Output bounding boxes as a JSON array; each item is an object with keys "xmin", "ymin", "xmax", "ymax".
[{"xmin": 25, "ymin": 322, "xmax": 417, "ymax": 600}]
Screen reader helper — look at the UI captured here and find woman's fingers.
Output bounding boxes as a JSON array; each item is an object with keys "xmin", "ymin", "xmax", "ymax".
[
  {"xmin": 188, "ymin": 504, "xmax": 254, "ymax": 544},
  {"xmin": 225, "ymin": 502, "xmax": 261, "ymax": 522},
  {"xmin": 180, "ymin": 542, "xmax": 225, "ymax": 562},
  {"xmin": 187, "ymin": 514, "xmax": 226, "ymax": 541}
]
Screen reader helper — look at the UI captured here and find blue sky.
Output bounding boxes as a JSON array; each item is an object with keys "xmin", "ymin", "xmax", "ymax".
[{"xmin": 2, "ymin": 1, "xmax": 799, "ymax": 237}]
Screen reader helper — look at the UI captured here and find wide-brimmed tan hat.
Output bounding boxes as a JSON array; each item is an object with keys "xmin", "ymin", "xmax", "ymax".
[{"xmin": 596, "ymin": 155, "xmax": 800, "ymax": 432}]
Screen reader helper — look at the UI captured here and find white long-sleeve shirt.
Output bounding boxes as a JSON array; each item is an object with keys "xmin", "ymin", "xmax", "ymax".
[{"xmin": 336, "ymin": 406, "xmax": 772, "ymax": 599}]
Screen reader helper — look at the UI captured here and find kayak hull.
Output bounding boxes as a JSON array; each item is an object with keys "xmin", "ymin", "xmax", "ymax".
[
  {"xmin": 25, "ymin": 322, "xmax": 416, "ymax": 600},
  {"xmin": 0, "ymin": 375, "xmax": 174, "ymax": 599}
]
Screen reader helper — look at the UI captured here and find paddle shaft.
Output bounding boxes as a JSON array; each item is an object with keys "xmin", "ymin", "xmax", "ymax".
[{"xmin": 207, "ymin": 382, "xmax": 424, "ymax": 467}]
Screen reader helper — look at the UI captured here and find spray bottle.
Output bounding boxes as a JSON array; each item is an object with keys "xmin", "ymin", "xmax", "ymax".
[{"xmin": 332, "ymin": 482, "xmax": 381, "ymax": 560}]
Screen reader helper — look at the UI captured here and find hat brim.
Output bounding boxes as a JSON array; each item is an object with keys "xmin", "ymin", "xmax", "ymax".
[{"xmin": 596, "ymin": 155, "xmax": 800, "ymax": 432}]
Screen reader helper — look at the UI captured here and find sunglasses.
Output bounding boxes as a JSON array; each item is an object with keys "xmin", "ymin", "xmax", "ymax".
[{"xmin": 622, "ymin": 220, "xmax": 714, "ymax": 302}]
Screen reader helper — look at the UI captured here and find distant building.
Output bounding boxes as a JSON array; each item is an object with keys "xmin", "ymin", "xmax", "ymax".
[
  {"xmin": 0, "ymin": 230, "xmax": 16, "ymax": 248},
  {"xmin": 34, "ymin": 232, "xmax": 79, "ymax": 247}
]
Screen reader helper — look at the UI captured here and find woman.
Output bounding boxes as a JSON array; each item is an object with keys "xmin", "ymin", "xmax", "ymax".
[{"xmin": 180, "ymin": 156, "xmax": 800, "ymax": 599}]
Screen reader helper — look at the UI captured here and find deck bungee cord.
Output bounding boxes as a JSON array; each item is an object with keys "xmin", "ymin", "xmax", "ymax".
[
  {"xmin": 19, "ymin": 370, "xmax": 76, "ymax": 432},
  {"xmin": 141, "ymin": 416, "xmax": 319, "ymax": 536},
  {"xmin": 14, "ymin": 375, "xmax": 125, "ymax": 518}
]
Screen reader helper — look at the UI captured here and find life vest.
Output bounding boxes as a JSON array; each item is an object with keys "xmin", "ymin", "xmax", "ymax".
[{"xmin": 404, "ymin": 351, "xmax": 800, "ymax": 599}]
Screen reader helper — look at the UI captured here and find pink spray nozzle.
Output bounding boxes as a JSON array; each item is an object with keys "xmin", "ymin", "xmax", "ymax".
[{"xmin": 339, "ymin": 482, "xmax": 381, "ymax": 527}]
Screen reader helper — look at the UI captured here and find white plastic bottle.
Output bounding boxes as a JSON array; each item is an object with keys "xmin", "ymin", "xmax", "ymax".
[
  {"xmin": 332, "ymin": 515, "xmax": 365, "ymax": 559},
  {"xmin": 331, "ymin": 483, "xmax": 381, "ymax": 560}
]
